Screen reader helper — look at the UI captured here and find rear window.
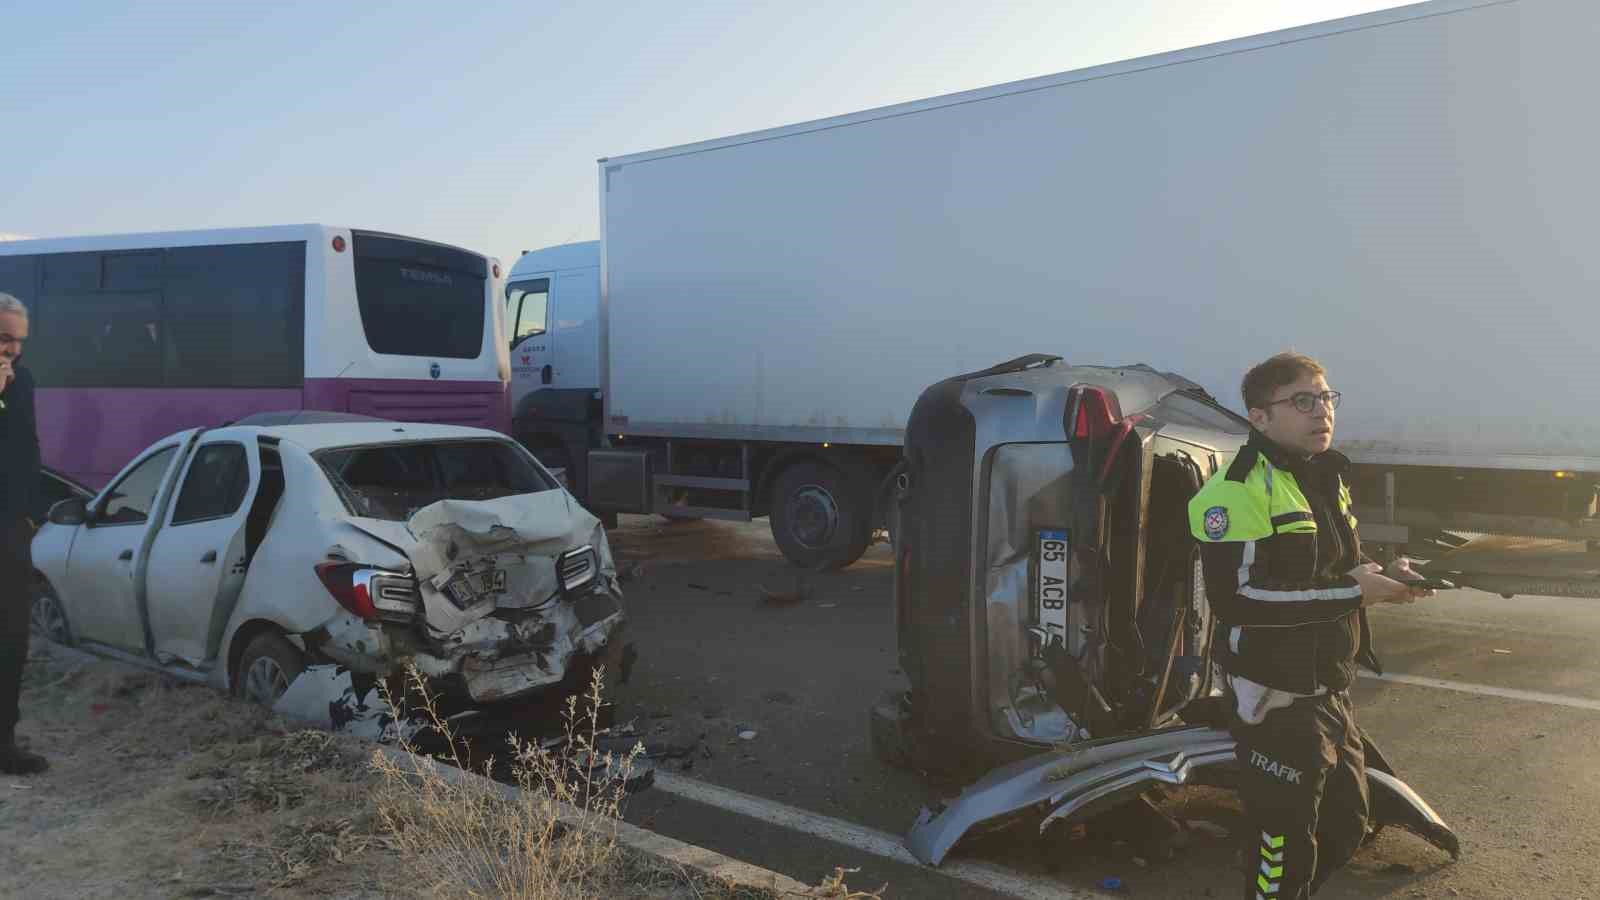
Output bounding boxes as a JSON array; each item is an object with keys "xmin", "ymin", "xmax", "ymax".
[
  {"xmin": 351, "ymin": 231, "xmax": 487, "ymax": 360},
  {"xmin": 317, "ymin": 439, "xmax": 556, "ymax": 521},
  {"xmin": 1155, "ymin": 393, "xmax": 1251, "ymax": 435}
]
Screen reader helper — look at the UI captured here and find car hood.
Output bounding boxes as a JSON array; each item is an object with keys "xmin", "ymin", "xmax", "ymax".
[{"xmin": 347, "ymin": 490, "xmax": 610, "ymax": 636}]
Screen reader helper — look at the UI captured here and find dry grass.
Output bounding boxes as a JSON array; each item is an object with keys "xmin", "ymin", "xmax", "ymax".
[
  {"xmin": 373, "ymin": 665, "xmax": 692, "ymax": 898},
  {"xmin": 8, "ymin": 647, "xmax": 882, "ymax": 899},
  {"xmin": 369, "ymin": 666, "xmax": 884, "ymax": 900},
  {"xmin": 3, "ymin": 649, "xmax": 394, "ymax": 898}
]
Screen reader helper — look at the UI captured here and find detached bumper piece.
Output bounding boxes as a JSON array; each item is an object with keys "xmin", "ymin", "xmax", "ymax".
[{"xmin": 904, "ymin": 725, "xmax": 1459, "ymax": 866}]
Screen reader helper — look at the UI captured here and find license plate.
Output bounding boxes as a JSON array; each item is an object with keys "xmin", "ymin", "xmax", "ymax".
[
  {"xmin": 445, "ymin": 567, "xmax": 507, "ymax": 608},
  {"xmin": 476, "ymin": 568, "xmax": 507, "ymax": 594},
  {"xmin": 1036, "ymin": 529, "xmax": 1070, "ymax": 647}
]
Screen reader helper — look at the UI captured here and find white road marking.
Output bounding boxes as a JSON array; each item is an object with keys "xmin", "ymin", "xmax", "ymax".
[
  {"xmin": 650, "ymin": 771, "xmax": 1111, "ymax": 900},
  {"xmin": 1360, "ymin": 671, "xmax": 1600, "ymax": 712}
]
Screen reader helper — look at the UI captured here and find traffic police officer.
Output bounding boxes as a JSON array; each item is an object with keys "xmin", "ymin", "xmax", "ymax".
[{"xmin": 1188, "ymin": 352, "xmax": 1429, "ymax": 899}]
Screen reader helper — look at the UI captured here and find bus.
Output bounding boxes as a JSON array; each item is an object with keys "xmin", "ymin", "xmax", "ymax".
[{"xmin": 0, "ymin": 224, "xmax": 510, "ymax": 488}]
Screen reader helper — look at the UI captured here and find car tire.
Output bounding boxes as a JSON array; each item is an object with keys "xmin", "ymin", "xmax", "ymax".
[
  {"xmin": 235, "ymin": 631, "xmax": 305, "ymax": 707},
  {"xmin": 29, "ymin": 578, "xmax": 72, "ymax": 646},
  {"xmin": 770, "ymin": 460, "xmax": 873, "ymax": 571}
]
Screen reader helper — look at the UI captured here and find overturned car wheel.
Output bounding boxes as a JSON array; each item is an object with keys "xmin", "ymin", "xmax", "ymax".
[{"xmin": 236, "ymin": 632, "xmax": 306, "ymax": 707}]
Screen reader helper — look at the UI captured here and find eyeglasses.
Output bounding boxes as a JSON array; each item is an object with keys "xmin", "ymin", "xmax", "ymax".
[{"xmin": 1265, "ymin": 390, "xmax": 1341, "ymax": 414}]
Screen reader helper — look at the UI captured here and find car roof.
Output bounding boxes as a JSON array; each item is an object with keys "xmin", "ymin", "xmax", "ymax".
[{"xmin": 188, "ymin": 421, "xmax": 512, "ymax": 452}]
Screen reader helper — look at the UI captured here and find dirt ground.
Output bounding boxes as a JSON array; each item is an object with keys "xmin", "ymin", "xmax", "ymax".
[
  {"xmin": 0, "ymin": 640, "xmax": 869, "ymax": 900},
  {"xmin": 0, "ymin": 644, "xmax": 396, "ymax": 899}
]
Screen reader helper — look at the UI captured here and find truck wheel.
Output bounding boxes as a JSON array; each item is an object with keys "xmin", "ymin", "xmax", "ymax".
[
  {"xmin": 770, "ymin": 460, "xmax": 873, "ymax": 571},
  {"xmin": 236, "ymin": 632, "xmax": 305, "ymax": 707}
]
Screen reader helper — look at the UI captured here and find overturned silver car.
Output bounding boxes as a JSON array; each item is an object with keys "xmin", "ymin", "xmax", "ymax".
[
  {"xmin": 875, "ymin": 356, "xmax": 1458, "ymax": 866},
  {"xmin": 30, "ymin": 415, "xmax": 626, "ymax": 721}
]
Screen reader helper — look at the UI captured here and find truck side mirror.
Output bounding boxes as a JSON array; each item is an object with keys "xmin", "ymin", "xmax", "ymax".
[{"xmin": 47, "ymin": 497, "xmax": 89, "ymax": 526}]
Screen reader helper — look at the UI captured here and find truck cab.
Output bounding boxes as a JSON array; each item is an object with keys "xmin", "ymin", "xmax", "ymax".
[{"xmin": 505, "ymin": 242, "xmax": 603, "ymax": 484}]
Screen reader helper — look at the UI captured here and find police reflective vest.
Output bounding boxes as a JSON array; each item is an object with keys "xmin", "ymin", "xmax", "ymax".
[{"xmin": 1187, "ymin": 430, "xmax": 1381, "ymax": 695}]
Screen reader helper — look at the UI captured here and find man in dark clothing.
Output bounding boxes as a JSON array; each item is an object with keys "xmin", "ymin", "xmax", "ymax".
[
  {"xmin": 1, "ymin": 291, "xmax": 48, "ymax": 776},
  {"xmin": 1187, "ymin": 352, "xmax": 1430, "ymax": 899}
]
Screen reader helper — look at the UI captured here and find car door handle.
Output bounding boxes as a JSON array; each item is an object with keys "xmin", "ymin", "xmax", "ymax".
[
  {"xmin": 118, "ymin": 550, "xmax": 133, "ymax": 561},
  {"xmin": 200, "ymin": 550, "xmax": 217, "ymax": 564}
]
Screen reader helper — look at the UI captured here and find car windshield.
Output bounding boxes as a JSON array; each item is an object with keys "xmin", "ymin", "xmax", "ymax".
[{"xmin": 316, "ymin": 439, "xmax": 558, "ymax": 521}]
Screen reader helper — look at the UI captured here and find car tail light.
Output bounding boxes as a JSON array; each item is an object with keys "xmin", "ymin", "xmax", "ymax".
[
  {"xmin": 1071, "ymin": 386, "xmax": 1118, "ymax": 440},
  {"xmin": 557, "ymin": 546, "xmax": 597, "ymax": 594},
  {"xmin": 315, "ymin": 562, "xmax": 417, "ymax": 623}
]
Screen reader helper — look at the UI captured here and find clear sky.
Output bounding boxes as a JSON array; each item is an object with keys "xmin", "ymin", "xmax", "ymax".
[{"xmin": 3, "ymin": 0, "xmax": 1408, "ymax": 263}]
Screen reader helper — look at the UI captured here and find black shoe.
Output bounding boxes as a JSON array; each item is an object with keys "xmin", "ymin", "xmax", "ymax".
[{"xmin": 0, "ymin": 744, "xmax": 49, "ymax": 775}]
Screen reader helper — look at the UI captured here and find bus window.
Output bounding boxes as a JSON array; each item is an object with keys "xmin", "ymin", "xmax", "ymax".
[
  {"xmin": 164, "ymin": 243, "xmax": 304, "ymax": 388},
  {"xmin": 22, "ymin": 243, "xmax": 304, "ymax": 389},
  {"xmin": 34, "ymin": 290, "xmax": 165, "ymax": 387}
]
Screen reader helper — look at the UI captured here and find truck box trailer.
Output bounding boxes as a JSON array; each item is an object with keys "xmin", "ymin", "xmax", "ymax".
[{"xmin": 507, "ymin": 0, "xmax": 1600, "ymax": 584}]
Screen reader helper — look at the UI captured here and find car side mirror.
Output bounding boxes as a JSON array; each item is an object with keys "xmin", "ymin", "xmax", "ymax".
[{"xmin": 47, "ymin": 497, "xmax": 89, "ymax": 526}]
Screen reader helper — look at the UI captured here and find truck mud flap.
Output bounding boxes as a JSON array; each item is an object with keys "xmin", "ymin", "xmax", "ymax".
[{"xmin": 905, "ymin": 725, "xmax": 1459, "ymax": 866}]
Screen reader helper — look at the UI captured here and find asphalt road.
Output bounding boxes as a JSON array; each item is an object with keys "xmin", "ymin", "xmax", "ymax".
[{"xmin": 594, "ymin": 515, "xmax": 1600, "ymax": 899}]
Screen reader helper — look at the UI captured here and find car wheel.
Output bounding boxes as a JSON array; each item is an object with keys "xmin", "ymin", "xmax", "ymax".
[
  {"xmin": 30, "ymin": 579, "xmax": 72, "ymax": 646},
  {"xmin": 236, "ymin": 632, "xmax": 306, "ymax": 707}
]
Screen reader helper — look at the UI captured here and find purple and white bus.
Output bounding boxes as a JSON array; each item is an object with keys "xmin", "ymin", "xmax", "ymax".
[{"xmin": 0, "ymin": 225, "xmax": 510, "ymax": 488}]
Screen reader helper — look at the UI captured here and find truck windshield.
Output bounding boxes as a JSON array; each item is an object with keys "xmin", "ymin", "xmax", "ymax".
[{"xmin": 317, "ymin": 439, "xmax": 557, "ymax": 521}]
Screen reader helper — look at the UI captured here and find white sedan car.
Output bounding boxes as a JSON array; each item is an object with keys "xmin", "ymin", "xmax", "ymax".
[{"xmin": 30, "ymin": 417, "xmax": 626, "ymax": 709}]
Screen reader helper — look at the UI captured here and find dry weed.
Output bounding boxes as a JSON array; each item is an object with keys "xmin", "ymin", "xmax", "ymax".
[
  {"xmin": 190, "ymin": 726, "xmax": 374, "ymax": 816},
  {"xmin": 371, "ymin": 665, "xmax": 648, "ymax": 899},
  {"xmin": 796, "ymin": 867, "xmax": 886, "ymax": 899}
]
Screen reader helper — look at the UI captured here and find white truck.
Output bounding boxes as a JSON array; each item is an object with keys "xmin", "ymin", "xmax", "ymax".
[{"xmin": 505, "ymin": 0, "xmax": 1600, "ymax": 586}]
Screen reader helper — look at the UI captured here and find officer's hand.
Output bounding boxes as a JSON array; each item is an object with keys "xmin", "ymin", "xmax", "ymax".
[
  {"xmin": 1384, "ymin": 556, "xmax": 1437, "ymax": 600},
  {"xmin": 1354, "ymin": 569, "xmax": 1419, "ymax": 606}
]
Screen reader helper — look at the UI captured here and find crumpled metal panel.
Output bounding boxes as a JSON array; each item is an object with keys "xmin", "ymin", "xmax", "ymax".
[
  {"xmin": 332, "ymin": 491, "xmax": 623, "ymax": 702},
  {"xmin": 406, "ymin": 492, "xmax": 598, "ymax": 636},
  {"xmin": 906, "ymin": 725, "xmax": 1233, "ymax": 866},
  {"xmin": 272, "ymin": 664, "xmax": 423, "ymax": 743},
  {"xmin": 905, "ymin": 724, "xmax": 1461, "ymax": 867}
]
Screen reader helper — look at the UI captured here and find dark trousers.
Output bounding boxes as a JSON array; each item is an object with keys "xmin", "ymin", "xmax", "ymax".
[
  {"xmin": 1232, "ymin": 690, "xmax": 1370, "ymax": 900},
  {"xmin": 1, "ymin": 522, "xmax": 32, "ymax": 744}
]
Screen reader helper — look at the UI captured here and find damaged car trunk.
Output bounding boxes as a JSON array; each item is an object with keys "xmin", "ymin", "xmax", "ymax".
[
  {"xmin": 872, "ymin": 355, "xmax": 1458, "ymax": 866},
  {"xmin": 309, "ymin": 438, "xmax": 627, "ymax": 710}
]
